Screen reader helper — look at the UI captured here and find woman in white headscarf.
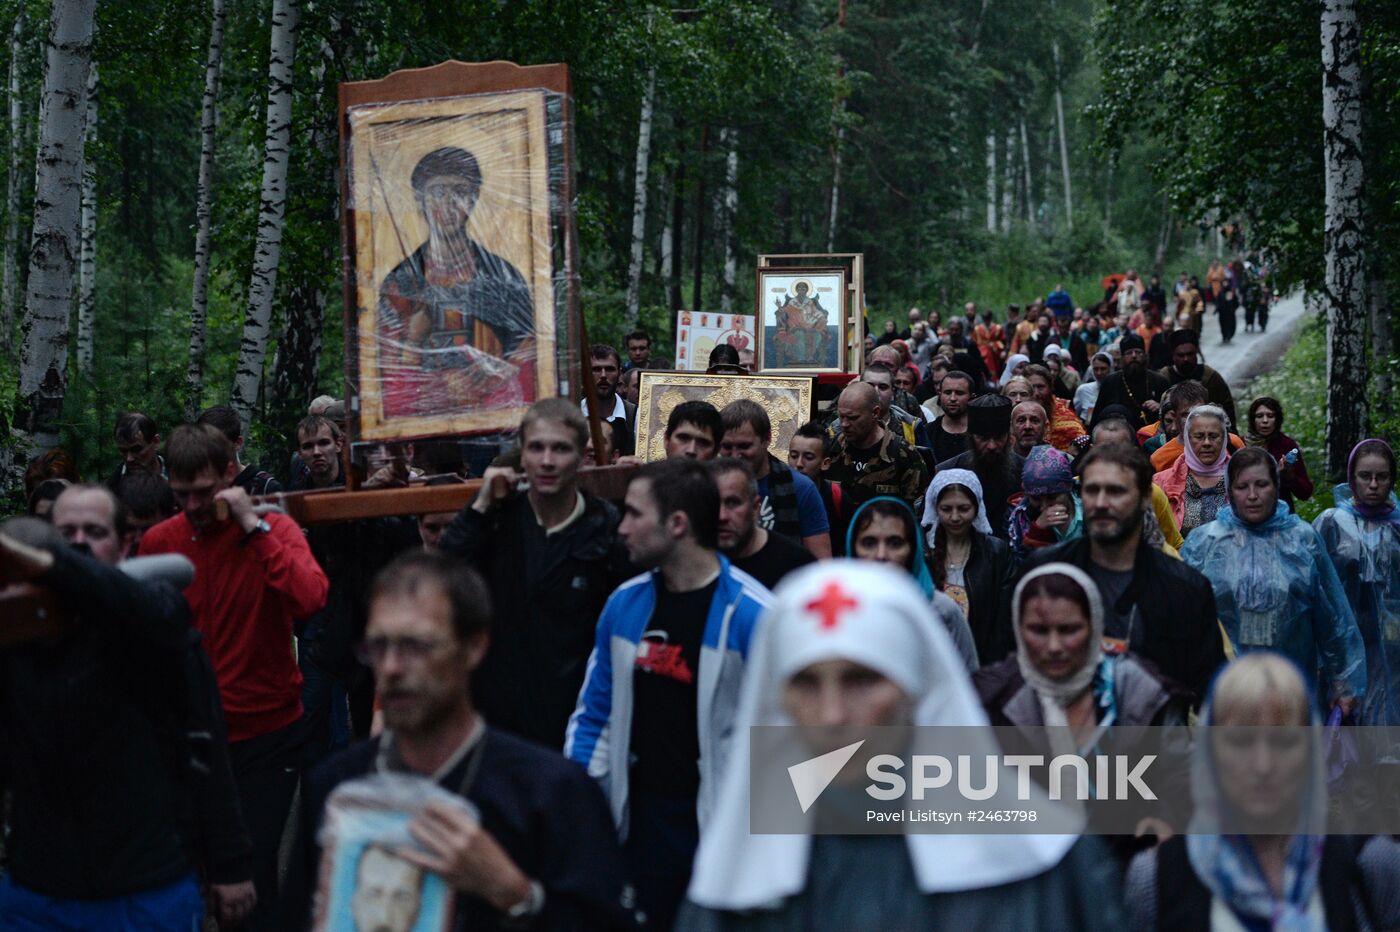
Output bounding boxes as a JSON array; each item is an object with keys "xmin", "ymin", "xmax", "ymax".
[
  {"xmin": 999, "ymin": 352, "xmax": 1031, "ymax": 387},
  {"xmin": 1124, "ymin": 652, "xmax": 1400, "ymax": 930},
  {"xmin": 975, "ymin": 563, "xmax": 1189, "ymax": 734},
  {"xmin": 678, "ymin": 562, "xmax": 1125, "ymax": 931},
  {"xmin": 1073, "ymin": 351, "xmax": 1116, "ymax": 423},
  {"xmin": 921, "ymin": 469, "xmax": 1015, "ymax": 667}
]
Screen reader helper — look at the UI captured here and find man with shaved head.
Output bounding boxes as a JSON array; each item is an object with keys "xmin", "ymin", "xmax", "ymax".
[{"xmin": 826, "ymin": 381, "xmax": 928, "ymax": 512}]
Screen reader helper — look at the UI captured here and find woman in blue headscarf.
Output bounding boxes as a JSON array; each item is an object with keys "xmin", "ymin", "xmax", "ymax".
[
  {"xmin": 1314, "ymin": 439, "xmax": 1400, "ymax": 733},
  {"xmin": 1181, "ymin": 446, "xmax": 1365, "ymax": 714},
  {"xmin": 846, "ymin": 496, "xmax": 979, "ymax": 671},
  {"xmin": 1007, "ymin": 445, "xmax": 1083, "ymax": 562},
  {"xmin": 1125, "ymin": 652, "xmax": 1400, "ymax": 930}
]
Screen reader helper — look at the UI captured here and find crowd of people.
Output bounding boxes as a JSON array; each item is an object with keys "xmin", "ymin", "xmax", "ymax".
[{"xmin": 5, "ymin": 261, "xmax": 1400, "ymax": 931}]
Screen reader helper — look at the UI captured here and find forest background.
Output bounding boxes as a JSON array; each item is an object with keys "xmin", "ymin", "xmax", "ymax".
[{"xmin": 0, "ymin": 0, "xmax": 1394, "ymax": 493}]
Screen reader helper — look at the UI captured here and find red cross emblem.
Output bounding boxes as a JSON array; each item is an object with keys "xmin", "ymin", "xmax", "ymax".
[{"xmin": 806, "ymin": 581, "xmax": 859, "ymax": 630}]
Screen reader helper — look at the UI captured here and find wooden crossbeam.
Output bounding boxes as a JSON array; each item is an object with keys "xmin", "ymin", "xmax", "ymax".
[{"xmin": 257, "ymin": 462, "xmax": 640, "ymax": 525}]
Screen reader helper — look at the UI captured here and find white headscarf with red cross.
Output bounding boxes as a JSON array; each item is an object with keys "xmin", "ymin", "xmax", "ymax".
[{"xmin": 687, "ymin": 560, "xmax": 1080, "ymax": 910}]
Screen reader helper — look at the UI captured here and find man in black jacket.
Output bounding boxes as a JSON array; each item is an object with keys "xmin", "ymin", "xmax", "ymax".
[
  {"xmin": 0, "ymin": 498, "xmax": 253, "ymax": 927},
  {"xmin": 1019, "ymin": 444, "xmax": 1225, "ymax": 706},
  {"xmin": 280, "ymin": 551, "xmax": 635, "ymax": 930},
  {"xmin": 1089, "ymin": 333, "xmax": 1170, "ymax": 432},
  {"xmin": 440, "ymin": 398, "xmax": 630, "ymax": 749}
]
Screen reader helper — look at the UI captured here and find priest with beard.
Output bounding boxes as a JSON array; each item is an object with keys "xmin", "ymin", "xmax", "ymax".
[
  {"xmin": 1087, "ymin": 333, "xmax": 1169, "ymax": 432},
  {"xmin": 1157, "ymin": 329, "xmax": 1237, "ymax": 430},
  {"xmin": 933, "ymin": 394, "xmax": 1023, "ymax": 542}
]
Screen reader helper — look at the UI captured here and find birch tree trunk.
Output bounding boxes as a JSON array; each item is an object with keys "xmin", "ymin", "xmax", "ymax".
[
  {"xmin": 1000, "ymin": 128, "xmax": 1014, "ymax": 234},
  {"xmin": 825, "ymin": 118, "xmax": 843, "ymax": 253},
  {"xmin": 1019, "ymin": 118, "xmax": 1033, "ymax": 227},
  {"xmin": 623, "ymin": 66, "xmax": 655, "ymax": 328},
  {"xmin": 75, "ymin": 63, "xmax": 96, "ymax": 374},
  {"xmin": 985, "ymin": 131, "xmax": 996, "ymax": 232},
  {"xmin": 1320, "ymin": 0, "xmax": 1368, "ymax": 479},
  {"xmin": 230, "ymin": 0, "xmax": 298, "ymax": 433},
  {"xmin": 186, "ymin": 0, "xmax": 225, "ymax": 419},
  {"xmin": 720, "ymin": 129, "xmax": 738, "ymax": 313},
  {"xmin": 1051, "ymin": 40, "xmax": 1073, "ymax": 229},
  {"xmin": 1153, "ymin": 193, "xmax": 1172, "ymax": 276},
  {"xmin": 15, "ymin": 0, "xmax": 95, "ymax": 452},
  {"xmin": 271, "ymin": 22, "xmax": 338, "ymax": 434},
  {"xmin": 2, "ymin": 9, "xmax": 23, "ymax": 359}
]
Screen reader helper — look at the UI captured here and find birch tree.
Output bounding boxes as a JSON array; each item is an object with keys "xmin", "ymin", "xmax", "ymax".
[
  {"xmin": 719, "ymin": 129, "xmax": 738, "ymax": 312},
  {"xmin": 623, "ymin": 65, "xmax": 655, "ymax": 327},
  {"xmin": 1019, "ymin": 118, "xmax": 1033, "ymax": 227},
  {"xmin": 984, "ymin": 131, "xmax": 996, "ymax": 232},
  {"xmin": 230, "ymin": 0, "xmax": 299, "ymax": 433},
  {"xmin": 15, "ymin": 0, "xmax": 95, "ymax": 452},
  {"xmin": 1051, "ymin": 39, "xmax": 1073, "ymax": 229},
  {"xmin": 1320, "ymin": 0, "xmax": 1368, "ymax": 478},
  {"xmin": 75, "ymin": 63, "xmax": 96, "ymax": 373},
  {"xmin": 2, "ymin": 8, "xmax": 23, "ymax": 359},
  {"xmin": 271, "ymin": 21, "xmax": 340, "ymax": 430},
  {"xmin": 186, "ymin": 0, "xmax": 225, "ymax": 419}
]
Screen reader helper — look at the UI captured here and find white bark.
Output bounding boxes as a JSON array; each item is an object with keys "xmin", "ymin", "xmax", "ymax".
[
  {"xmin": 826, "ymin": 112, "xmax": 844, "ymax": 253},
  {"xmin": 720, "ymin": 129, "xmax": 738, "ymax": 312},
  {"xmin": 231, "ymin": 0, "xmax": 298, "ymax": 433},
  {"xmin": 624, "ymin": 66, "xmax": 656, "ymax": 327},
  {"xmin": 1320, "ymin": 0, "xmax": 1368, "ymax": 478},
  {"xmin": 15, "ymin": 0, "xmax": 95, "ymax": 452},
  {"xmin": 1000, "ymin": 128, "xmax": 1014, "ymax": 233},
  {"xmin": 2, "ymin": 9, "xmax": 23, "ymax": 359},
  {"xmin": 1019, "ymin": 118, "xmax": 1033, "ymax": 227},
  {"xmin": 75, "ymin": 62, "xmax": 96, "ymax": 373},
  {"xmin": 1051, "ymin": 40, "xmax": 1073, "ymax": 229},
  {"xmin": 985, "ymin": 131, "xmax": 996, "ymax": 232},
  {"xmin": 186, "ymin": 0, "xmax": 225, "ymax": 419},
  {"xmin": 660, "ymin": 213, "xmax": 672, "ymax": 283}
]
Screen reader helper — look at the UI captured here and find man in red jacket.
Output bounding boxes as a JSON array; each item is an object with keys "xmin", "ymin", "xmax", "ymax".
[{"xmin": 140, "ymin": 423, "xmax": 328, "ymax": 926}]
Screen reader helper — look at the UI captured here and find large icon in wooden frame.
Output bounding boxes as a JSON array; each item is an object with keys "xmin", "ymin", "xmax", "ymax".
[
  {"xmin": 635, "ymin": 371, "xmax": 816, "ymax": 462},
  {"xmin": 342, "ymin": 62, "xmax": 577, "ymax": 443}
]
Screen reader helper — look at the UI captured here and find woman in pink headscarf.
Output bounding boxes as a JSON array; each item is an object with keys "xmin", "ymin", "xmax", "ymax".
[{"xmin": 1153, "ymin": 404, "xmax": 1231, "ymax": 536}]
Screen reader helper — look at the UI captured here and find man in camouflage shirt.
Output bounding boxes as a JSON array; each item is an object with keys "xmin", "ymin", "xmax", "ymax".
[{"xmin": 827, "ymin": 382, "xmax": 928, "ymax": 514}]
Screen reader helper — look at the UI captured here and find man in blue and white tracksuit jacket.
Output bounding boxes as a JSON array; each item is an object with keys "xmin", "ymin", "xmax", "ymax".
[{"xmin": 564, "ymin": 459, "xmax": 772, "ymax": 930}]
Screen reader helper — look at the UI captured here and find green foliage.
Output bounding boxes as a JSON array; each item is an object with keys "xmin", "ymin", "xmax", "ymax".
[
  {"xmin": 3, "ymin": 0, "xmax": 1206, "ymax": 491},
  {"xmin": 1092, "ymin": 0, "xmax": 1400, "ymax": 303}
]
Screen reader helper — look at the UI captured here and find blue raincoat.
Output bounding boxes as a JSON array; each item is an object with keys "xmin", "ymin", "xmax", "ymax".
[
  {"xmin": 1313, "ymin": 485, "xmax": 1400, "ymax": 729},
  {"xmin": 1180, "ymin": 501, "xmax": 1365, "ymax": 705}
]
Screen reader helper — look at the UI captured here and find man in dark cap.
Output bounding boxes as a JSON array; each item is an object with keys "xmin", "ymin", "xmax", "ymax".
[
  {"xmin": 376, "ymin": 146, "xmax": 537, "ymax": 418},
  {"xmin": 1088, "ymin": 333, "xmax": 1169, "ymax": 432},
  {"xmin": 1158, "ymin": 328, "xmax": 1236, "ymax": 429},
  {"xmin": 934, "ymin": 394, "xmax": 1024, "ymax": 541}
]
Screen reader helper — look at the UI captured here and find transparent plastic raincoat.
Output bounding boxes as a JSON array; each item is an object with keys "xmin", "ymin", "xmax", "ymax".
[
  {"xmin": 1314, "ymin": 485, "xmax": 1400, "ymax": 728},
  {"xmin": 1180, "ymin": 501, "xmax": 1365, "ymax": 705}
]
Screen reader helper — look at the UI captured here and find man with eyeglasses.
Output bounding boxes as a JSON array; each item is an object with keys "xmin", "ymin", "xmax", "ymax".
[
  {"xmin": 107, "ymin": 411, "xmax": 167, "ymax": 488},
  {"xmin": 282, "ymin": 551, "xmax": 635, "ymax": 930},
  {"xmin": 139, "ymin": 423, "xmax": 328, "ymax": 926}
]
